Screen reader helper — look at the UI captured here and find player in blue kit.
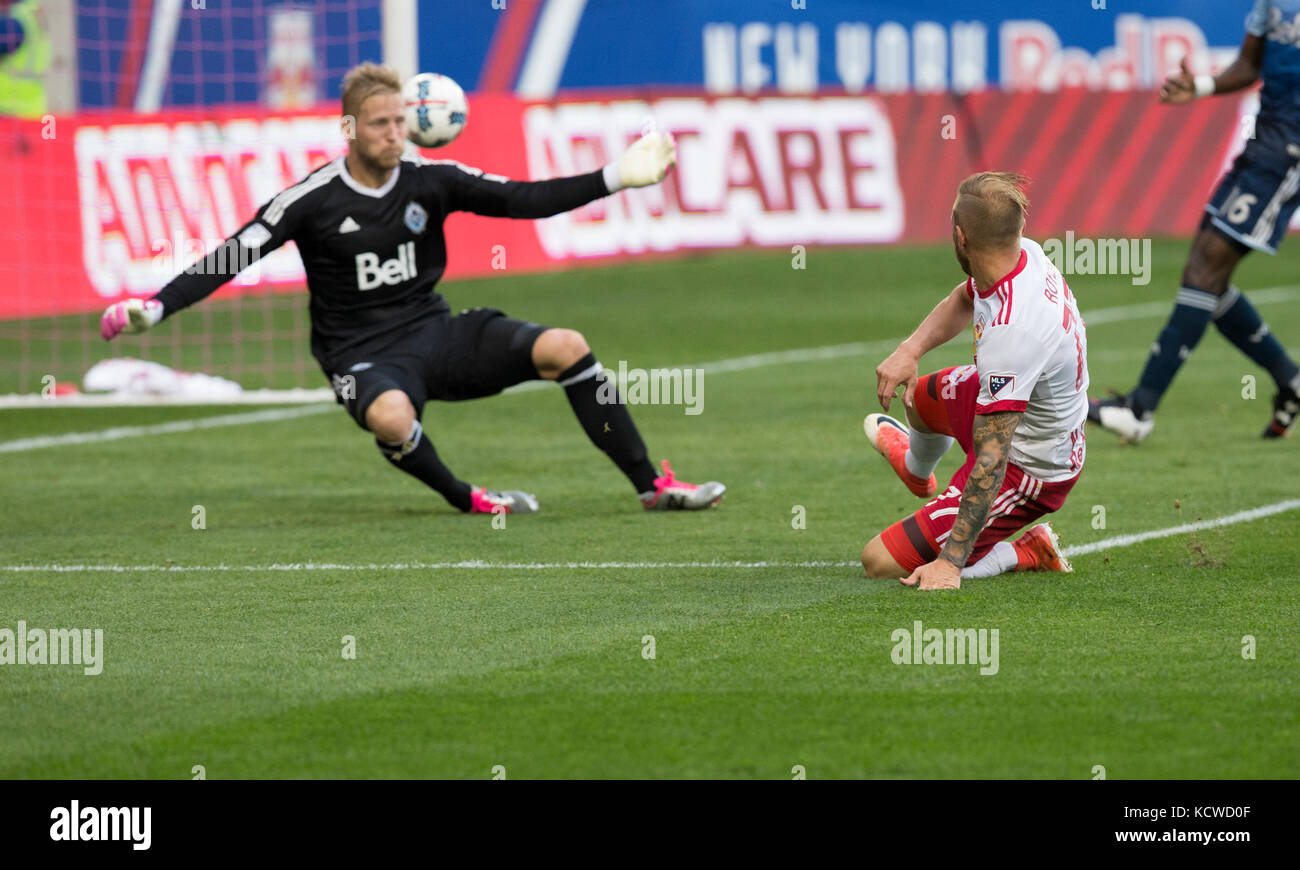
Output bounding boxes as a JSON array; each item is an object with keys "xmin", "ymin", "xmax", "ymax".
[{"xmin": 1091, "ymin": 0, "xmax": 1300, "ymax": 442}]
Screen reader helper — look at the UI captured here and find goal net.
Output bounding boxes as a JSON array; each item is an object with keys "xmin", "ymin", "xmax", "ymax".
[{"xmin": 0, "ymin": 0, "xmax": 385, "ymax": 405}]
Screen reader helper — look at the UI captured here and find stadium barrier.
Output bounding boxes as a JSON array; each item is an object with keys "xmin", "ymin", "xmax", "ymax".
[{"xmin": 0, "ymin": 87, "xmax": 1250, "ymax": 323}]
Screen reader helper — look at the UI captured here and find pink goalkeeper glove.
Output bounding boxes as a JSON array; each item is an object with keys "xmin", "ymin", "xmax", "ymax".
[{"xmin": 101, "ymin": 298, "xmax": 164, "ymax": 341}]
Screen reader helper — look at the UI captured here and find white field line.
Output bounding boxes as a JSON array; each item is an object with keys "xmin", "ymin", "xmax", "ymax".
[
  {"xmin": 4, "ymin": 497, "xmax": 1297, "ymax": 574},
  {"xmin": 0, "ymin": 387, "xmax": 339, "ymax": 408},
  {"xmin": 3, "ymin": 285, "xmax": 1296, "ymax": 450},
  {"xmin": 0, "ymin": 405, "xmax": 334, "ymax": 453},
  {"xmin": 1059, "ymin": 498, "xmax": 1300, "ymax": 556}
]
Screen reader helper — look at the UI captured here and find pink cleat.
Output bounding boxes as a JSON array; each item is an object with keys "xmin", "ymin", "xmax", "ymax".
[
  {"xmin": 640, "ymin": 460, "xmax": 726, "ymax": 510},
  {"xmin": 469, "ymin": 486, "xmax": 539, "ymax": 515}
]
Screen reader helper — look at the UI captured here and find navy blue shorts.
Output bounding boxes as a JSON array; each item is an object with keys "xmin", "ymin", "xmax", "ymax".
[
  {"xmin": 1205, "ymin": 139, "xmax": 1300, "ymax": 255},
  {"xmin": 327, "ymin": 307, "xmax": 549, "ymax": 430}
]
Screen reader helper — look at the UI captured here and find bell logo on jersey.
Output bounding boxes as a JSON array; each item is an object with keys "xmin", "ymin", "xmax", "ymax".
[
  {"xmin": 989, "ymin": 374, "xmax": 1015, "ymax": 397},
  {"xmin": 355, "ymin": 242, "xmax": 417, "ymax": 291}
]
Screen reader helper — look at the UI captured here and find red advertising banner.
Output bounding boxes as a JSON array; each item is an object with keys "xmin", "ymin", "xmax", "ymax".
[{"xmin": 0, "ymin": 89, "xmax": 1250, "ymax": 320}]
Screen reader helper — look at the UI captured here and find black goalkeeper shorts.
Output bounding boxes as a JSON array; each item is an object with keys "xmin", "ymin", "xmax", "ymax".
[{"xmin": 327, "ymin": 307, "xmax": 549, "ymax": 430}]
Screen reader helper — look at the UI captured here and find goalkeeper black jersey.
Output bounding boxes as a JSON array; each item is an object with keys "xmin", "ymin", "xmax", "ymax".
[{"xmin": 152, "ymin": 153, "xmax": 609, "ymax": 369}]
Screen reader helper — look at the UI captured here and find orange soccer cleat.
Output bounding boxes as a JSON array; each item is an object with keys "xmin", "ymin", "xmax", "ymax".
[
  {"xmin": 863, "ymin": 413, "xmax": 937, "ymax": 498},
  {"xmin": 1012, "ymin": 523, "xmax": 1073, "ymax": 573}
]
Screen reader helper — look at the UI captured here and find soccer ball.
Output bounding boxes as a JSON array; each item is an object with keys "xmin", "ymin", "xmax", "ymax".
[{"xmin": 402, "ymin": 73, "xmax": 468, "ymax": 148}]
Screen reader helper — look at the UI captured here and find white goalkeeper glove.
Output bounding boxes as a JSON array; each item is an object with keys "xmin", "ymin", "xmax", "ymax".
[
  {"xmin": 101, "ymin": 297, "xmax": 164, "ymax": 341},
  {"xmin": 603, "ymin": 131, "xmax": 676, "ymax": 192}
]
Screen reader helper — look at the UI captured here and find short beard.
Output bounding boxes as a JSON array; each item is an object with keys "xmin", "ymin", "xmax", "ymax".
[{"xmin": 356, "ymin": 147, "xmax": 400, "ymax": 177}]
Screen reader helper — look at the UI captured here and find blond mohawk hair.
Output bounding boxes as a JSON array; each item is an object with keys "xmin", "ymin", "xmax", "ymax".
[
  {"xmin": 953, "ymin": 171, "xmax": 1030, "ymax": 252},
  {"xmin": 341, "ymin": 62, "xmax": 402, "ymax": 119}
]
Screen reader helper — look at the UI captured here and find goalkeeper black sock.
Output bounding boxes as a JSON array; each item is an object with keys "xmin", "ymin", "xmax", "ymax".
[
  {"xmin": 558, "ymin": 353, "xmax": 658, "ymax": 494},
  {"xmin": 376, "ymin": 421, "xmax": 473, "ymax": 512}
]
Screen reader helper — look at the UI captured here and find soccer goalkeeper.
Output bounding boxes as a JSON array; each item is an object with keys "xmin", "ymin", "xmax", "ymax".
[{"xmin": 101, "ymin": 63, "xmax": 724, "ymax": 515}]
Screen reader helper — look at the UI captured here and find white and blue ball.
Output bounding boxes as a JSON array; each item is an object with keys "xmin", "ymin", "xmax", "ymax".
[{"xmin": 402, "ymin": 73, "xmax": 468, "ymax": 148}]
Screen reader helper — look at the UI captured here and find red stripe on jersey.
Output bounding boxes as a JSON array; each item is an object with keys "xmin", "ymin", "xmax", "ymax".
[
  {"xmin": 974, "ymin": 249, "xmax": 1028, "ymax": 300},
  {"xmin": 975, "ymin": 399, "xmax": 1028, "ymax": 414},
  {"xmin": 994, "ymin": 284, "xmax": 1013, "ymax": 326}
]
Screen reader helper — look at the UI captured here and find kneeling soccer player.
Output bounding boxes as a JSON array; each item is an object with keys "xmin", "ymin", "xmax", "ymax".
[
  {"xmin": 862, "ymin": 172, "xmax": 1088, "ymax": 590},
  {"xmin": 100, "ymin": 63, "xmax": 723, "ymax": 515}
]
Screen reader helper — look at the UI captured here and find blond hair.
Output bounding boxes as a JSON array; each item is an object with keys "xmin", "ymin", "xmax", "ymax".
[
  {"xmin": 341, "ymin": 62, "xmax": 402, "ymax": 119},
  {"xmin": 952, "ymin": 171, "xmax": 1030, "ymax": 252}
]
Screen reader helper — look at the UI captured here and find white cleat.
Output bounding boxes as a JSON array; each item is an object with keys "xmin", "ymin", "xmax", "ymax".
[
  {"xmin": 1097, "ymin": 405, "xmax": 1154, "ymax": 443},
  {"xmin": 1089, "ymin": 396, "xmax": 1155, "ymax": 444}
]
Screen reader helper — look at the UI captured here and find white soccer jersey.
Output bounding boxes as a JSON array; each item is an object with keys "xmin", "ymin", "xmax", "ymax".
[{"xmin": 965, "ymin": 237, "xmax": 1090, "ymax": 482}]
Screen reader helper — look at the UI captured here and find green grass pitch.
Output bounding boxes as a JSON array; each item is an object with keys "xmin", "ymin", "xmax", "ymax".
[{"xmin": 2, "ymin": 239, "xmax": 1297, "ymax": 778}]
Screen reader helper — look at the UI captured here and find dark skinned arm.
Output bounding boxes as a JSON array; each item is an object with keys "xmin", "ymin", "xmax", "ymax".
[{"xmin": 1160, "ymin": 34, "xmax": 1263, "ymax": 103}]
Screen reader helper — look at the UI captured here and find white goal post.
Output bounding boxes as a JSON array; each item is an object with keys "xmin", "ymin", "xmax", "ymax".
[{"xmin": 382, "ymin": 0, "xmax": 420, "ymax": 80}]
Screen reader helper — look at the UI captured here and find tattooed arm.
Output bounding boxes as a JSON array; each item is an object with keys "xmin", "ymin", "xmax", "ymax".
[
  {"xmin": 940, "ymin": 410, "xmax": 1021, "ymax": 568},
  {"xmin": 901, "ymin": 410, "xmax": 1022, "ymax": 590}
]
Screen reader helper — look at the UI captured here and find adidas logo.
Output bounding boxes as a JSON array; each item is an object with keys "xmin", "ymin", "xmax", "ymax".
[{"xmin": 339, "ymin": 216, "xmax": 361, "ymax": 234}]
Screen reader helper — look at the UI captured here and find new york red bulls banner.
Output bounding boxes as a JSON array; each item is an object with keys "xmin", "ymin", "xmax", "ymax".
[{"xmin": 0, "ymin": 89, "xmax": 1248, "ymax": 320}]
